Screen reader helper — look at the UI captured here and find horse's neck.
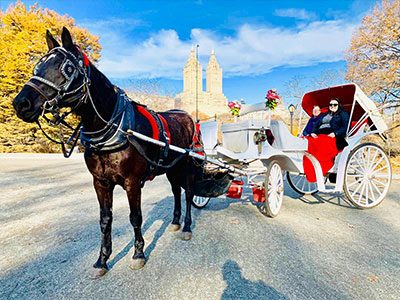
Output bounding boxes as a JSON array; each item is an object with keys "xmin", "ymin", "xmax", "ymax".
[{"xmin": 79, "ymin": 65, "xmax": 117, "ymax": 132}]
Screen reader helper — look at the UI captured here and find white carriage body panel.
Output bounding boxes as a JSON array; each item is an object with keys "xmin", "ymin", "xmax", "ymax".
[
  {"xmin": 200, "ymin": 120, "xmax": 218, "ymax": 151},
  {"xmin": 221, "ymin": 119, "xmax": 269, "ymax": 153},
  {"xmin": 218, "ymin": 119, "xmax": 307, "ymax": 173}
]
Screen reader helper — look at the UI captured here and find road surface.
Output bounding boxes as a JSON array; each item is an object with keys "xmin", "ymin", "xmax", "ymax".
[{"xmin": 1, "ymin": 154, "xmax": 399, "ymax": 299}]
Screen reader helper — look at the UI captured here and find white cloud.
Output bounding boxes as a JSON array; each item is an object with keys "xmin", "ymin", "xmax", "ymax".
[
  {"xmin": 274, "ymin": 8, "xmax": 317, "ymax": 20},
  {"xmin": 97, "ymin": 20, "xmax": 356, "ymax": 79}
]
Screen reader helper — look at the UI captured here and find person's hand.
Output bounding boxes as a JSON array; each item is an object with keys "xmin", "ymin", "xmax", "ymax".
[
  {"xmin": 328, "ymin": 133, "xmax": 335, "ymax": 138},
  {"xmin": 311, "ymin": 133, "xmax": 318, "ymax": 138}
]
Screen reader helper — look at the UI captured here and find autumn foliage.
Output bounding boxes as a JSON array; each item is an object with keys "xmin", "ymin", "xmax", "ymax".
[
  {"xmin": 0, "ymin": 1, "xmax": 101, "ymax": 152},
  {"xmin": 346, "ymin": 0, "xmax": 400, "ymax": 104}
]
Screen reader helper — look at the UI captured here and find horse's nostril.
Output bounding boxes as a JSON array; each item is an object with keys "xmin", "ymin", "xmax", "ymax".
[
  {"xmin": 21, "ymin": 98, "xmax": 32, "ymax": 110},
  {"xmin": 17, "ymin": 98, "xmax": 32, "ymax": 112}
]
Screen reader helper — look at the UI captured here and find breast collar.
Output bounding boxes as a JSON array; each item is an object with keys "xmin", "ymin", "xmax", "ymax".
[{"xmin": 80, "ymin": 89, "xmax": 135, "ymax": 152}]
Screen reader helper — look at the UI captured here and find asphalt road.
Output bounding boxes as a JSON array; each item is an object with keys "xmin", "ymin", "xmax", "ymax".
[{"xmin": 1, "ymin": 154, "xmax": 399, "ymax": 300}]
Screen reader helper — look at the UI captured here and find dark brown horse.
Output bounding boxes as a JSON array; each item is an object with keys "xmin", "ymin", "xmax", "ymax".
[{"xmin": 13, "ymin": 27, "xmax": 201, "ymax": 278}]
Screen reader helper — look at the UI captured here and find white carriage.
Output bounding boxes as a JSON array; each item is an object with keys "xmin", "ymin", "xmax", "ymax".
[{"xmin": 193, "ymin": 83, "xmax": 392, "ymax": 217}]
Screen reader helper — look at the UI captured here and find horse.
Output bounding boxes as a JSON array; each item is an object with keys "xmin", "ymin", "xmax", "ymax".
[{"xmin": 13, "ymin": 27, "xmax": 202, "ymax": 278}]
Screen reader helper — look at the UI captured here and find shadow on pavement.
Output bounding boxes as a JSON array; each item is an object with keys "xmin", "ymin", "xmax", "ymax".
[
  {"xmin": 221, "ymin": 260, "xmax": 287, "ymax": 300},
  {"xmin": 109, "ymin": 194, "xmax": 203, "ymax": 269}
]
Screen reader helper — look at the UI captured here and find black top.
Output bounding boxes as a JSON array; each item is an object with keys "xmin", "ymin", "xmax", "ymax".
[
  {"xmin": 311, "ymin": 108, "xmax": 350, "ymax": 137},
  {"xmin": 311, "ymin": 108, "xmax": 350, "ymax": 150}
]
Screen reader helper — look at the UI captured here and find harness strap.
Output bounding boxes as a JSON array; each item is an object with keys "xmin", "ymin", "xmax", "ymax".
[
  {"xmin": 25, "ymin": 81, "xmax": 52, "ymax": 102},
  {"xmin": 127, "ymin": 136, "xmax": 186, "ymax": 169},
  {"xmin": 158, "ymin": 114, "xmax": 171, "ymax": 143}
]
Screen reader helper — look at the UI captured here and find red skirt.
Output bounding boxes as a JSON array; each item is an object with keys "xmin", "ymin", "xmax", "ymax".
[{"xmin": 303, "ymin": 135, "xmax": 339, "ymax": 182}]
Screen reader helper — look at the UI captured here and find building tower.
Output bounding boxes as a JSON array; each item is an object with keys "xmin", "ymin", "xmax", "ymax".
[
  {"xmin": 183, "ymin": 47, "xmax": 202, "ymax": 94},
  {"xmin": 206, "ymin": 50, "xmax": 223, "ymax": 94},
  {"xmin": 176, "ymin": 48, "xmax": 228, "ymax": 117}
]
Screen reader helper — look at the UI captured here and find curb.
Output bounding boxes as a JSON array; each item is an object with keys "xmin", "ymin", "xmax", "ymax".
[{"xmin": 0, "ymin": 153, "xmax": 84, "ymax": 160}]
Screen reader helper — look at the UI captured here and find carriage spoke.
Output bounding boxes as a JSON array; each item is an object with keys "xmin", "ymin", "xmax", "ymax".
[
  {"xmin": 368, "ymin": 156, "xmax": 384, "ymax": 173},
  {"xmin": 351, "ymin": 179, "xmax": 364, "ymax": 198},
  {"xmin": 345, "ymin": 144, "xmax": 391, "ymax": 208},
  {"xmin": 373, "ymin": 173, "xmax": 390, "ymax": 179},
  {"xmin": 301, "ymin": 177, "xmax": 306, "ymax": 190},
  {"xmin": 347, "ymin": 179, "xmax": 361, "ymax": 188},
  {"xmin": 369, "ymin": 149, "xmax": 379, "ymax": 169},
  {"xmin": 358, "ymin": 181, "xmax": 367, "ymax": 205},
  {"xmin": 372, "ymin": 178, "xmax": 387, "ymax": 187},
  {"xmin": 347, "ymin": 162, "xmax": 364, "ymax": 174},
  {"xmin": 346, "ymin": 173, "xmax": 363, "ymax": 177},
  {"xmin": 368, "ymin": 181, "xmax": 376, "ymax": 203},
  {"xmin": 370, "ymin": 180, "xmax": 383, "ymax": 198},
  {"xmin": 371, "ymin": 165, "xmax": 388, "ymax": 175}
]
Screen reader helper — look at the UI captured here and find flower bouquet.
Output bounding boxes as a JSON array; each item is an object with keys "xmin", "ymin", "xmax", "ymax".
[
  {"xmin": 228, "ymin": 100, "xmax": 241, "ymax": 116},
  {"xmin": 265, "ymin": 89, "xmax": 281, "ymax": 110}
]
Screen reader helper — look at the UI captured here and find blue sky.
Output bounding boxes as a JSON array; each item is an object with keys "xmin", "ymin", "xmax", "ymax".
[{"xmin": 2, "ymin": 0, "xmax": 379, "ymax": 104}]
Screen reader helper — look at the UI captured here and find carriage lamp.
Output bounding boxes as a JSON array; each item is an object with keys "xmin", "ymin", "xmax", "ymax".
[{"xmin": 288, "ymin": 104, "xmax": 296, "ymax": 134}]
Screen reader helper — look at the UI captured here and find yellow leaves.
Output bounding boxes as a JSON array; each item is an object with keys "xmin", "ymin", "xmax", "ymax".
[
  {"xmin": 0, "ymin": 1, "xmax": 101, "ymax": 153},
  {"xmin": 346, "ymin": 0, "xmax": 400, "ymax": 103}
]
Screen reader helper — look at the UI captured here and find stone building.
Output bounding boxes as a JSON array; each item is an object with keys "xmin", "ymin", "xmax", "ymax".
[{"xmin": 175, "ymin": 48, "xmax": 228, "ymax": 117}]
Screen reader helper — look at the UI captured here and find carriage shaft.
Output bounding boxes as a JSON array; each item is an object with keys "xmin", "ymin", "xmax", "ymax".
[{"xmin": 126, "ymin": 129, "xmax": 247, "ymax": 176}]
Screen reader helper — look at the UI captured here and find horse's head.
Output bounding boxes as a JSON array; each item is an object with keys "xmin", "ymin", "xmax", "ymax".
[{"xmin": 13, "ymin": 27, "xmax": 89, "ymax": 123}]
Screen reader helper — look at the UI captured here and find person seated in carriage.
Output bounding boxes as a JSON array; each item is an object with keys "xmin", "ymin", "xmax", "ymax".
[
  {"xmin": 303, "ymin": 98, "xmax": 350, "ymax": 182},
  {"xmin": 301, "ymin": 105, "xmax": 322, "ymax": 137},
  {"xmin": 310, "ymin": 98, "xmax": 350, "ymax": 149}
]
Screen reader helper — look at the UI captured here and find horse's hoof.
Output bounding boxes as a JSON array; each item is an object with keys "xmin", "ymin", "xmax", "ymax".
[
  {"xmin": 91, "ymin": 267, "xmax": 108, "ymax": 279},
  {"xmin": 130, "ymin": 258, "xmax": 145, "ymax": 270},
  {"xmin": 169, "ymin": 224, "xmax": 181, "ymax": 232},
  {"xmin": 180, "ymin": 232, "xmax": 192, "ymax": 241}
]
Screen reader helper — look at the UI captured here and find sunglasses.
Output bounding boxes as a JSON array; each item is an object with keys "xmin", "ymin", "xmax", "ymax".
[{"xmin": 329, "ymin": 103, "xmax": 338, "ymax": 107}]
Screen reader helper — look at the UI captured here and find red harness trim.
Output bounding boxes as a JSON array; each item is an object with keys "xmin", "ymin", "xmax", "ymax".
[
  {"xmin": 158, "ymin": 114, "xmax": 171, "ymax": 143},
  {"xmin": 82, "ymin": 52, "xmax": 90, "ymax": 67},
  {"xmin": 193, "ymin": 122, "xmax": 204, "ymax": 155},
  {"xmin": 136, "ymin": 106, "xmax": 159, "ymax": 140}
]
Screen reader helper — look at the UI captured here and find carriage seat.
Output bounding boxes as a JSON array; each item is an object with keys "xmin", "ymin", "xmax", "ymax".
[{"xmin": 269, "ymin": 120, "xmax": 307, "ymax": 151}]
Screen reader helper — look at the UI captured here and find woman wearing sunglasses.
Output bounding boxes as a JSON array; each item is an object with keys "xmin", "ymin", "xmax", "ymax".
[{"xmin": 303, "ymin": 98, "xmax": 350, "ymax": 182}]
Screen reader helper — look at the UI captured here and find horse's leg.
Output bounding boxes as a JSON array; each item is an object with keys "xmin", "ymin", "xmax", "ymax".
[
  {"xmin": 126, "ymin": 179, "xmax": 146, "ymax": 270},
  {"xmin": 181, "ymin": 172, "xmax": 195, "ymax": 241},
  {"xmin": 92, "ymin": 178, "xmax": 115, "ymax": 278},
  {"xmin": 167, "ymin": 172, "xmax": 181, "ymax": 232}
]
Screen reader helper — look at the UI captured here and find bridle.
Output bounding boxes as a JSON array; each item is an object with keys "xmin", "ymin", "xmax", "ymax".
[
  {"xmin": 25, "ymin": 46, "xmax": 91, "ymax": 157},
  {"xmin": 26, "ymin": 46, "xmax": 133, "ymax": 157}
]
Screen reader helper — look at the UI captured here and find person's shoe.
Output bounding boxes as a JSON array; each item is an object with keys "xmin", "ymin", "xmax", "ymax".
[{"xmin": 328, "ymin": 173, "xmax": 337, "ymax": 183}]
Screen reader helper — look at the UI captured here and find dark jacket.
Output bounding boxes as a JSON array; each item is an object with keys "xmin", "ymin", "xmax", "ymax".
[
  {"xmin": 303, "ymin": 115, "xmax": 323, "ymax": 136},
  {"xmin": 311, "ymin": 108, "xmax": 350, "ymax": 150}
]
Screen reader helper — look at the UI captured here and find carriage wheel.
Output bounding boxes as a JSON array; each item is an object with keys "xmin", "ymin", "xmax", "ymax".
[
  {"xmin": 344, "ymin": 143, "xmax": 391, "ymax": 209},
  {"xmin": 287, "ymin": 172, "xmax": 318, "ymax": 195},
  {"xmin": 192, "ymin": 196, "xmax": 211, "ymax": 209},
  {"xmin": 259, "ymin": 161, "xmax": 284, "ymax": 218}
]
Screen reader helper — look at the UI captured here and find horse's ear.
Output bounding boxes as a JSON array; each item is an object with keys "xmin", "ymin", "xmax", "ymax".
[
  {"xmin": 46, "ymin": 30, "xmax": 60, "ymax": 50},
  {"xmin": 61, "ymin": 27, "xmax": 74, "ymax": 50}
]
